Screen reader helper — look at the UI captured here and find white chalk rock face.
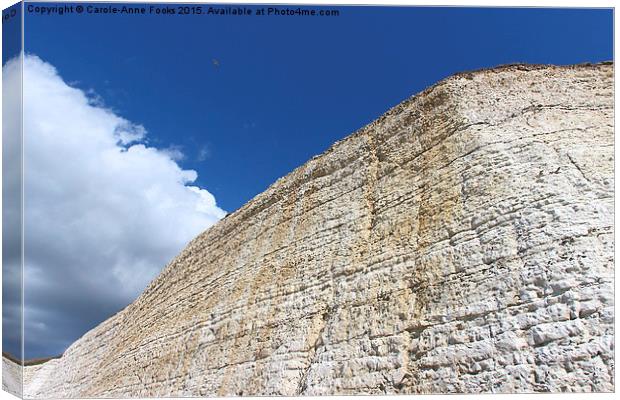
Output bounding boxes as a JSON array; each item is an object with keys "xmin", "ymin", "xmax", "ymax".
[{"xmin": 18, "ymin": 63, "xmax": 615, "ymax": 397}]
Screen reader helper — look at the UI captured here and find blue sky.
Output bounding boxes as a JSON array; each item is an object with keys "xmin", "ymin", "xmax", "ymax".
[
  {"xmin": 2, "ymin": 3, "xmax": 20, "ymax": 64},
  {"xmin": 24, "ymin": 4, "xmax": 613, "ymax": 212},
  {"xmin": 3, "ymin": 3, "xmax": 614, "ymax": 359}
]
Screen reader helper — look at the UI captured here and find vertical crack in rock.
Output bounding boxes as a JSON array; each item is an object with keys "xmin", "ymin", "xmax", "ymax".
[
  {"xmin": 364, "ymin": 128, "xmax": 380, "ymax": 238},
  {"xmin": 296, "ymin": 306, "xmax": 332, "ymax": 395},
  {"xmin": 6, "ymin": 62, "xmax": 614, "ymax": 397}
]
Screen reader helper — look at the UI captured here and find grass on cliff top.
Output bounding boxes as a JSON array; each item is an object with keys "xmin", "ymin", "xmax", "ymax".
[{"xmin": 2, "ymin": 351, "xmax": 62, "ymax": 366}]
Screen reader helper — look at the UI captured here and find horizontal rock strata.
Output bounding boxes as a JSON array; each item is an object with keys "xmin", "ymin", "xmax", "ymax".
[{"xmin": 13, "ymin": 62, "xmax": 616, "ymax": 397}]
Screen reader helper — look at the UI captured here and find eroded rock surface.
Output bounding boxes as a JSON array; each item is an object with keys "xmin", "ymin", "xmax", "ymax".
[
  {"xmin": 2, "ymin": 356, "xmax": 22, "ymax": 397},
  {"xmin": 16, "ymin": 63, "xmax": 615, "ymax": 397}
]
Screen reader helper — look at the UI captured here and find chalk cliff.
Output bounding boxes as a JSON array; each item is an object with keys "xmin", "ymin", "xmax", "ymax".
[{"xmin": 7, "ymin": 62, "xmax": 615, "ymax": 397}]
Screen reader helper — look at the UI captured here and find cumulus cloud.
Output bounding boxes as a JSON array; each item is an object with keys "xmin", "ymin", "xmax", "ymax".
[{"xmin": 3, "ymin": 55, "xmax": 226, "ymax": 358}]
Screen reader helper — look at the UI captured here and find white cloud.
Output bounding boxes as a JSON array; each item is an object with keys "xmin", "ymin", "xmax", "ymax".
[
  {"xmin": 197, "ymin": 144, "xmax": 211, "ymax": 162},
  {"xmin": 161, "ymin": 144, "xmax": 186, "ymax": 161},
  {"xmin": 3, "ymin": 55, "xmax": 226, "ymax": 357}
]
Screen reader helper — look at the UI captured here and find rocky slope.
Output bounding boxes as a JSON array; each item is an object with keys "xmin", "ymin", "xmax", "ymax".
[
  {"xmin": 8, "ymin": 62, "xmax": 615, "ymax": 397},
  {"xmin": 2, "ymin": 356, "xmax": 21, "ymax": 397}
]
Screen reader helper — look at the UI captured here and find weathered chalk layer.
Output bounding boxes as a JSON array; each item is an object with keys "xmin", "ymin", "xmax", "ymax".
[{"xmin": 12, "ymin": 63, "xmax": 616, "ymax": 397}]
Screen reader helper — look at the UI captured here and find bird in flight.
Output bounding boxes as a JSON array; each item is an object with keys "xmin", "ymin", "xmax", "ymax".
[{"xmin": 212, "ymin": 59, "xmax": 220, "ymax": 68}]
